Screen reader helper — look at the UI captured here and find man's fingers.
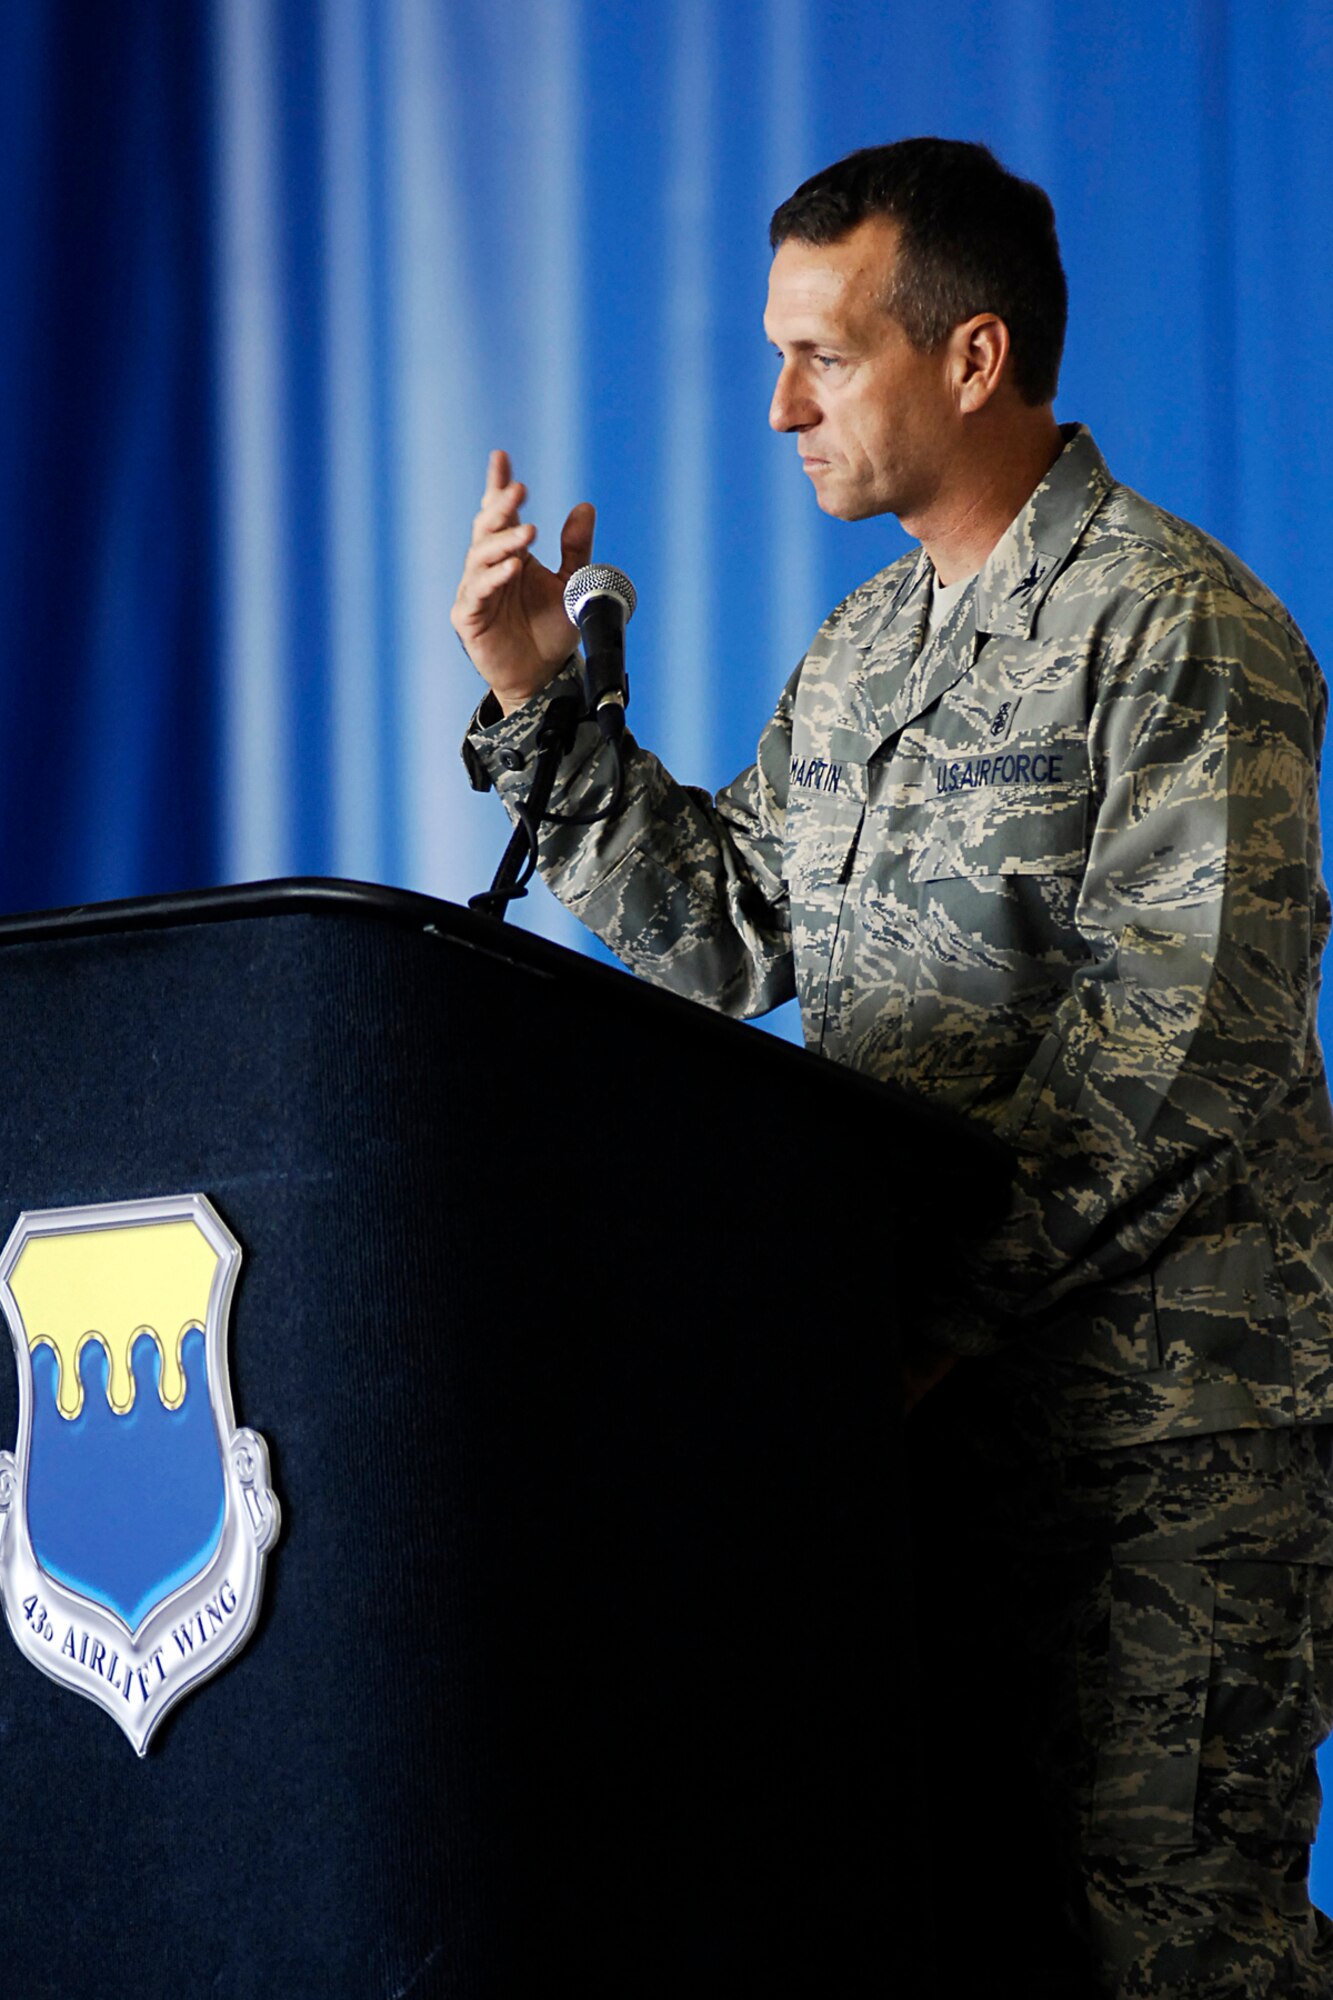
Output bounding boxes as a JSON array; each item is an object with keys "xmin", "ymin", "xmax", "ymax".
[
  {"xmin": 469, "ymin": 553, "xmax": 522, "ymax": 604},
  {"xmin": 558, "ymin": 501, "xmax": 596, "ymax": 580},
  {"xmin": 452, "ymin": 548, "xmax": 525, "ymax": 641},
  {"xmin": 471, "ymin": 480, "xmax": 528, "ymax": 547},
  {"xmin": 472, "ymin": 521, "xmax": 534, "ymax": 566},
  {"xmin": 458, "ymin": 524, "xmax": 533, "ymax": 609},
  {"xmin": 464, "ymin": 536, "xmax": 528, "ymax": 588},
  {"xmin": 482, "ymin": 448, "xmax": 512, "ymax": 502}
]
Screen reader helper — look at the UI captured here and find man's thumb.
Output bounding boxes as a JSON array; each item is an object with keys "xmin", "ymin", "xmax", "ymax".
[{"xmin": 559, "ymin": 502, "xmax": 596, "ymax": 579}]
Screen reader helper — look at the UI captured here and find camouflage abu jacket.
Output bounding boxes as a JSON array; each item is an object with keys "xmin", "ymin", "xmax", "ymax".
[{"xmin": 464, "ymin": 426, "xmax": 1333, "ymax": 1451}]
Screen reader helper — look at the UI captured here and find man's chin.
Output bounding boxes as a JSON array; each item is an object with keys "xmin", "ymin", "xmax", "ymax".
[
  {"xmin": 815, "ymin": 486, "xmax": 889, "ymax": 525},
  {"xmin": 808, "ymin": 475, "xmax": 850, "ymax": 519}
]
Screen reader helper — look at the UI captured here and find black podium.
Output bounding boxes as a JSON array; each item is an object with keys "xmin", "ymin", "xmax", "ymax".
[{"xmin": 0, "ymin": 883, "xmax": 1006, "ymax": 1997}]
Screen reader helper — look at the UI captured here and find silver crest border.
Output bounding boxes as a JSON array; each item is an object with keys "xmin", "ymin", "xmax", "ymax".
[{"xmin": 0, "ymin": 1193, "xmax": 279, "ymax": 1756}]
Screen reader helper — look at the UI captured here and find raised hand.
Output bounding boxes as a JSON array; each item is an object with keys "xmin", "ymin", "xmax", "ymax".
[{"xmin": 451, "ymin": 450, "xmax": 597, "ymax": 715}]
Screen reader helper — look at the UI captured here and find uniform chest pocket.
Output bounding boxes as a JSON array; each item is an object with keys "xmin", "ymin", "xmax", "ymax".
[
  {"xmin": 900, "ymin": 782, "xmax": 1090, "ymax": 1080},
  {"xmin": 909, "ymin": 780, "xmax": 1088, "ymax": 884}
]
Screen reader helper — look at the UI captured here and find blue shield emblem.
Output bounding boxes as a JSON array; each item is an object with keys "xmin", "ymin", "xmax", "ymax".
[{"xmin": 0, "ymin": 1195, "xmax": 279, "ymax": 1753}]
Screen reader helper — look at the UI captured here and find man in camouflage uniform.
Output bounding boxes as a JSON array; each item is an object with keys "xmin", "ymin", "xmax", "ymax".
[{"xmin": 454, "ymin": 140, "xmax": 1333, "ymax": 1994}]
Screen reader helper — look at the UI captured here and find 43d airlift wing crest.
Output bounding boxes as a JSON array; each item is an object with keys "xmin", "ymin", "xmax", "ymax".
[{"xmin": 0, "ymin": 1194, "xmax": 279, "ymax": 1754}]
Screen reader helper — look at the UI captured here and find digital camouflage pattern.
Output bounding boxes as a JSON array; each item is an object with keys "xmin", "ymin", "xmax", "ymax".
[
  {"xmin": 466, "ymin": 425, "xmax": 1333, "ymax": 1455},
  {"xmin": 906, "ymin": 1392, "xmax": 1333, "ymax": 1995}
]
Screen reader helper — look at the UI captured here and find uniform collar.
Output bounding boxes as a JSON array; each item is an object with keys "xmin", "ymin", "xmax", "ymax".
[
  {"xmin": 972, "ymin": 423, "xmax": 1113, "ymax": 639},
  {"xmin": 841, "ymin": 425, "xmax": 1112, "ymax": 751}
]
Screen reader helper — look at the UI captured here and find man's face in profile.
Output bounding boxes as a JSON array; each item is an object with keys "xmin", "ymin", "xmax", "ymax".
[{"xmin": 764, "ymin": 216, "xmax": 957, "ymax": 525}]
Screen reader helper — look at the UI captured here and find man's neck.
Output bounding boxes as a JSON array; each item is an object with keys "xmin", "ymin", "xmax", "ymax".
[{"xmin": 908, "ymin": 413, "xmax": 1065, "ymax": 587}]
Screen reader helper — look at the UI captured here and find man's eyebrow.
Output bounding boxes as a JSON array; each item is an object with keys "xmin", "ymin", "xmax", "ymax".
[{"xmin": 765, "ymin": 335, "xmax": 844, "ymax": 352}]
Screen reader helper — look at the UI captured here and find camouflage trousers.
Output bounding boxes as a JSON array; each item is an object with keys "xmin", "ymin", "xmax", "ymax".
[{"xmin": 905, "ymin": 1370, "xmax": 1333, "ymax": 1997}]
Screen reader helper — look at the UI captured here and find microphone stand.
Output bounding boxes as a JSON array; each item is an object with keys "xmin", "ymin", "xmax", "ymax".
[{"xmin": 468, "ymin": 692, "xmax": 584, "ymax": 923}]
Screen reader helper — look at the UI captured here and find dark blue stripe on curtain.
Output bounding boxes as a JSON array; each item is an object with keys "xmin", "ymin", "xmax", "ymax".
[
  {"xmin": 272, "ymin": 0, "xmax": 333, "ymax": 873},
  {"xmin": 0, "ymin": 0, "xmax": 218, "ymax": 912}
]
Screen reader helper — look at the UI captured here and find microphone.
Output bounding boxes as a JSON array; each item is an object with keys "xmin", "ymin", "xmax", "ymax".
[{"xmin": 562, "ymin": 563, "xmax": 637, "ymax": 743}]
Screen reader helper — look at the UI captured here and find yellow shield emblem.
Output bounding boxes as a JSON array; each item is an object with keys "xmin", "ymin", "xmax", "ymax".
[{"xmin": 0, "ymin": 1194, "xmax": 279, "ymax": 1752}]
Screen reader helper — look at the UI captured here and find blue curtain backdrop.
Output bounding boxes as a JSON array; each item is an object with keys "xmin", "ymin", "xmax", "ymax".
[{"xmin": 3, "ymin": 0, "xmax": 1333, "ymax": 1883}]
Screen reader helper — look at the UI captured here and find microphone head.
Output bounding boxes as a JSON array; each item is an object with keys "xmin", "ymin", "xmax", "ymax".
[{"xmin": 563, "ymin": 563, "xmax": 637, "ymax": 624}]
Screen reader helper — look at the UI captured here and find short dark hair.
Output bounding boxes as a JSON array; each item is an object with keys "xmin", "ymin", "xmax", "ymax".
[{"xmin": 769, "ymin": 139, "xmax": 1067, "ymax": 407}]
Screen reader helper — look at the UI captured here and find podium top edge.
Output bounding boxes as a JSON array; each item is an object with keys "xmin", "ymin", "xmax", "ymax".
[{"xmin": 0, "ymin": 877, "xmax": 465, "ymax": 947}]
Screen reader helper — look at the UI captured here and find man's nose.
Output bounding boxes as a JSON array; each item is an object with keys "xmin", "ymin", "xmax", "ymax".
[{"xmin": 769, "ymin": 366, "xmax": 813, "ymax": 433}]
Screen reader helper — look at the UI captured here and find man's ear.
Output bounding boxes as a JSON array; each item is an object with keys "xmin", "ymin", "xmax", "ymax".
[{"xmin": 950, "ymin": 313, "xmax": 1010, "ymax": 414}]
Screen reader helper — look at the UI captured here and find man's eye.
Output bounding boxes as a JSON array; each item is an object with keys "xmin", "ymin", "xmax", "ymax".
[{"xmin": 814, "ymin": 354, "xmax": 843, "ymax": 370}]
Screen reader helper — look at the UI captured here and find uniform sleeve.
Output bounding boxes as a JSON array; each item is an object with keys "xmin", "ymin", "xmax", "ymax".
[
  {"xmin": 951, "ymin": 577, "xmax": 1328, "ymax": 1345},
  {"xmin": 463, "ymin": 661, "xmax": 800, "ymax": 1018}
]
